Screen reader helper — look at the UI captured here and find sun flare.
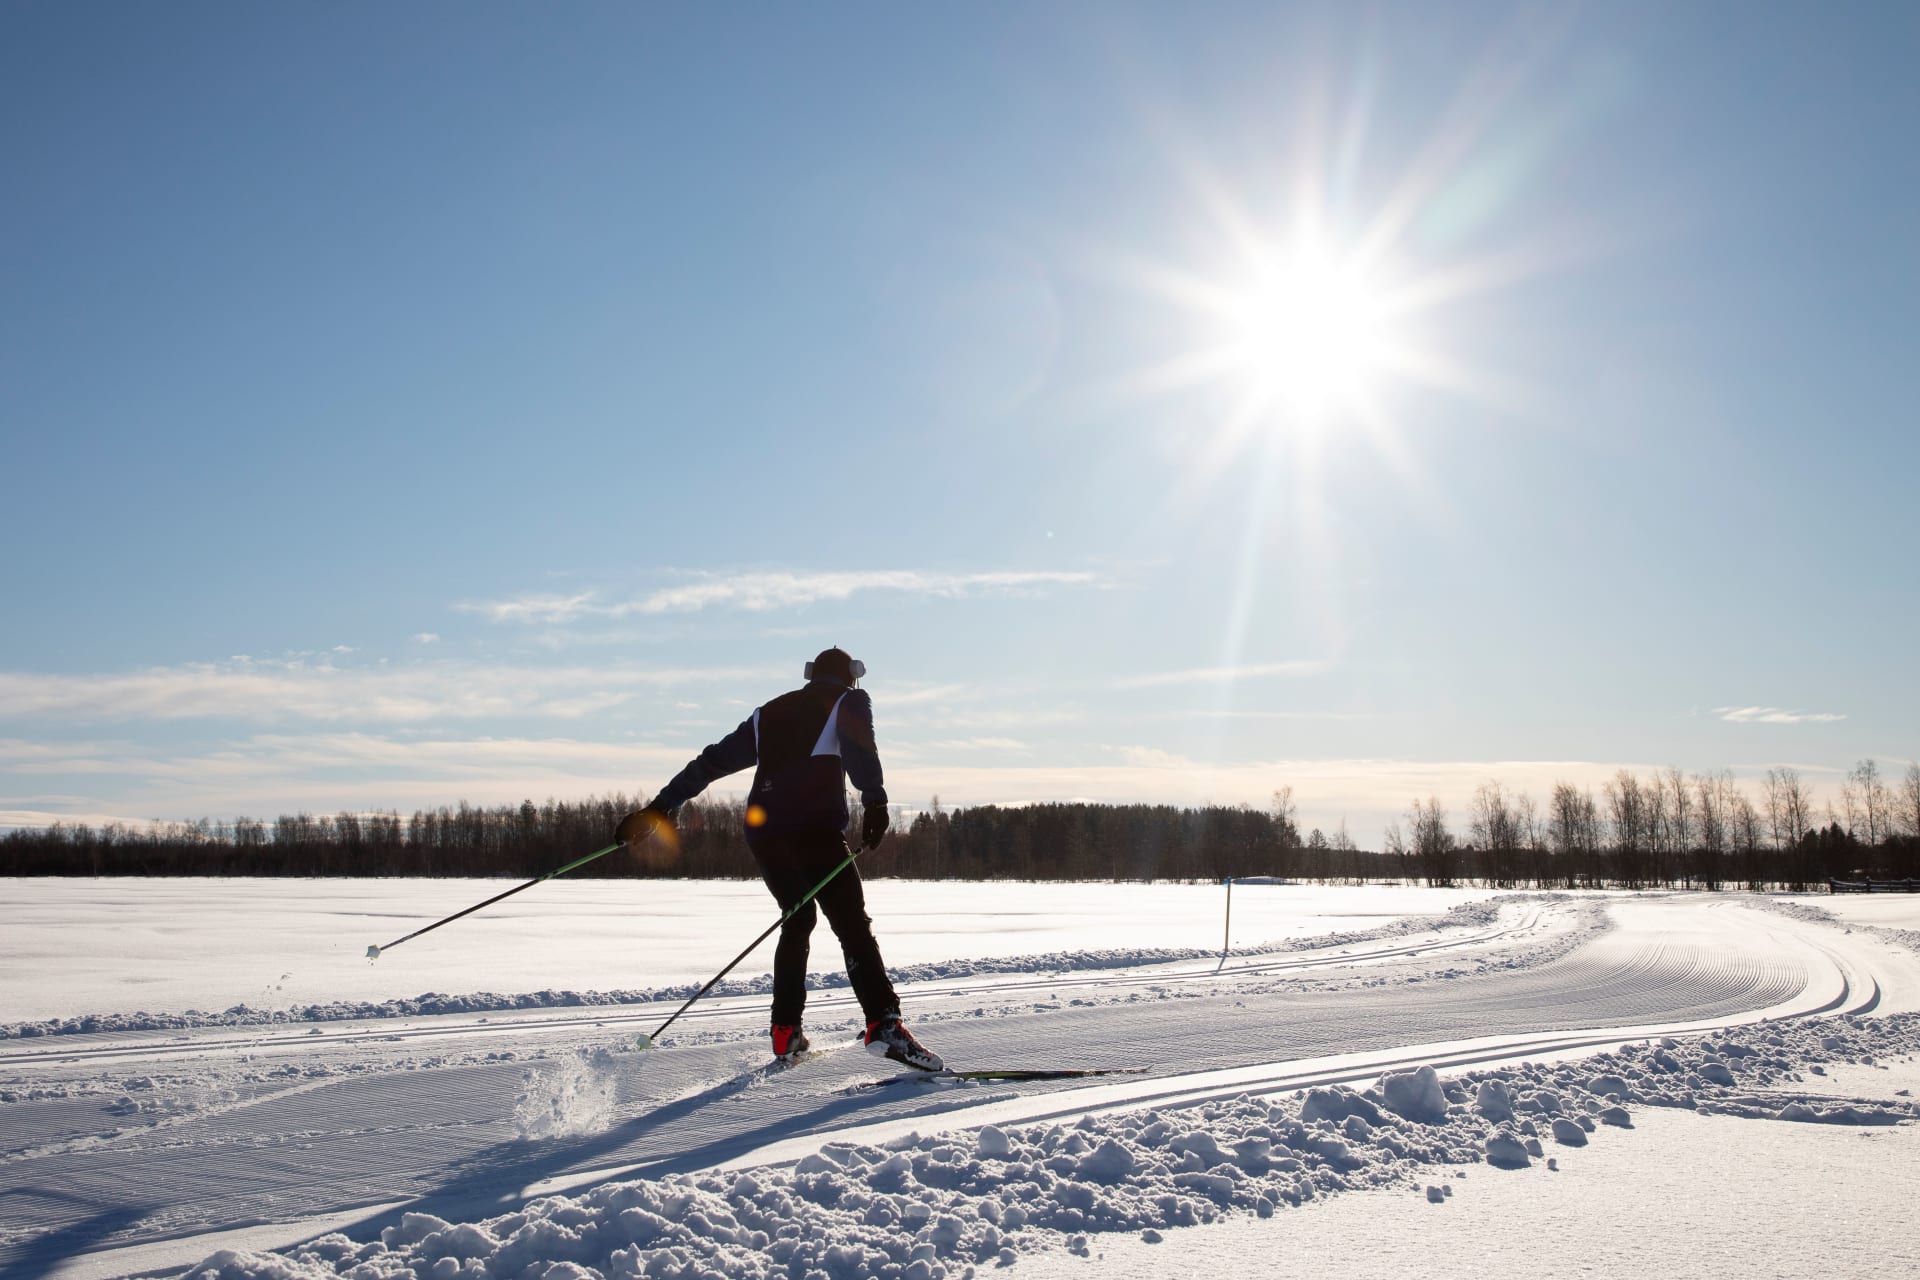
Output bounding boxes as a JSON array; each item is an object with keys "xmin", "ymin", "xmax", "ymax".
[{"xmin": 1222, "ymin": 237, "xmax": 1392, "ymax": 420}]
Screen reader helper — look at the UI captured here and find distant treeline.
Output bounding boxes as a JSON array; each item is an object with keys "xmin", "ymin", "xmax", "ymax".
[
  {"xmin": 0, "ymin": 796, "xmax": 1294, "ymax": 883},
  {"xmin": 3, "ymin": 759, "xmax": 1917, "ymax": 889},
  {"xmin": 1380, "ymin": 760, "xmax": 1920, "ymax": 891}
]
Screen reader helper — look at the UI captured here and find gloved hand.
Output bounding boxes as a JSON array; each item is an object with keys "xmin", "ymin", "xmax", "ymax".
[
  {"xmin": 861, "ymin": 803, "xmax": 890, "ymax": 851},
  {"xmin": 616, "ymin": 805, "xmax": 674, "ymax": 847}
]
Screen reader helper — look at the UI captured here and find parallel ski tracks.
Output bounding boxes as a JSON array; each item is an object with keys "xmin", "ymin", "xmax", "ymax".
[{"xmin": 0, "ymin": 908, "xmax": 1547, "ymax": 1071}]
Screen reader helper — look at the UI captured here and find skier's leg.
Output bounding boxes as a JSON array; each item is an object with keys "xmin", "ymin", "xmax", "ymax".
[
  {"xmin": 769, "ymin": 897, "xmax": 816, "ymax": 1027},
  {"xmin": 805, "ymin": 832, "xmax": 900, "ymax": 1023},
  {"xmin": 749, "ymin": 830, "xmax": 818, "ymax": 1028}
]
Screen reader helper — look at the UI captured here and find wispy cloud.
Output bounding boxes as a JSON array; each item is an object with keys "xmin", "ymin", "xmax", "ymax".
[
  {"xmin": 468, "ymin": 591, "xmax": 601, "ymax": 624},
  {"xmin": 0, "ymin": 733, "xmax": 704, "ymax": 828},
  {"xmin": 464, "ymin": 569, "xmax": 1102, "ymax": 623},
  {"xmin": 1168, "ymin": 709, "xmax": 1375, "ymax": 721},
  {"xmin": 411, "ymin": 633, "xmax": 441, "ymax": 645},
  {"xmin": 1716, "ymin": 706, "xmax": 1846, "ymax": 725},
  {"xmin": 921, "ymin": 737, "xmax": 1032, "ymax": 753},
  {"xmin": 881, "ymin": 683, "xmax": 971, "ymax": 707},
  {"xmin": 1114, "ymin": 660, "xmax": 1329, "ymax": 689},
  {"xmin": 0, "ymin": 809, "xmax": 170, "ymax": 832},
  {"xmin": 0, "ymin": 658, "xmax": 769, "ymax": 725},
  {"xmin": 1114, "ymin": 745, "xmax": 1198, "ymax": 769}
]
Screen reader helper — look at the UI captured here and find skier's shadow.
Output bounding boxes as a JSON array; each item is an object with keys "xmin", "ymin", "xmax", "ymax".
[
  {"xmin": 327, "ymin": 1061, "xmax": 946, "ymax": 1248},
  {"xmin": 0, "ymin": 1186, "xmax": 156, "ymax": 1280}
]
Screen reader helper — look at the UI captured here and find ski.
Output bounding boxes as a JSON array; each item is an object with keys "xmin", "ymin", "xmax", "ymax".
[
  {"xmin": 854, "ymin": 1066, "xmax": 1149, "ymax": 1089},
  {"xmin": 767, "ymin": 1047, "xmax": 825, "ymax": 1072}
]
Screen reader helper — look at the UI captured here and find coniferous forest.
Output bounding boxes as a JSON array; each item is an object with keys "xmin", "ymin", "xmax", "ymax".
[{"xmin": 3, "ymin": 759, "xmax": 1917, "ymax": 891}]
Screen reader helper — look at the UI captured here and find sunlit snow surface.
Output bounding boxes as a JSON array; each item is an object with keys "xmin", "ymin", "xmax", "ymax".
[
  {"xmin": 2, "ymin": 884, "xmax": 1916, "ymax": 1279},
  {"xmin": 1, "ymin": 878, "xmax": 1497, "ymax": 1025}
]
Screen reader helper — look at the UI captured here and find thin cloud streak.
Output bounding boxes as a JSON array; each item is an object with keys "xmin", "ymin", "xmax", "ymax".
[
  {"xmin": 0, "ymin": 659, "xmax": 770, "ymax": 725},
  {"xmin": 1114, "ymin": 660, "xmax": 1329, "ymax": 689},
  {"xmin": 920, "ymin": 737, "xmax": 1033, "ymax": 753},
  {"xmin": 878, "ymin": 683, "xmax": 971, "ymax": 707},
  {"xmin": 1, "ymin": 809, "xmax": 169, "ymax": 832},
  {"xmin": 1716, "ymin": 706, "xmax": 1846, "ymax": 725},
  {"xmin": 464, "ymin": 569, "xmax": 1102, "ymax": 624}
]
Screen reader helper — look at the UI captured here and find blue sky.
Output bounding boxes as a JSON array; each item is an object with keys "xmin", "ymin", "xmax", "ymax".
[{"xmin": 4, "ymin": 2, "xmax": 1916, "ymax": 845}]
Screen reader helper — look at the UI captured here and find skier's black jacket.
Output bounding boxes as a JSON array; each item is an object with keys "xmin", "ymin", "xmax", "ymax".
[{"xmin": 649, "ymin": 678, "xmax": 887, "ymax": 834}]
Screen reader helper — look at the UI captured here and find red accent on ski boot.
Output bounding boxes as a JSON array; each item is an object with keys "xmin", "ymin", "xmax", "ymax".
[
  {"xmin": 864, "ymin": 1014, "xmax": 943, "ymax": 1071},
  {"xmin": 771, "ymin": 1023, "xmax": 810, "ymax": 1062}
]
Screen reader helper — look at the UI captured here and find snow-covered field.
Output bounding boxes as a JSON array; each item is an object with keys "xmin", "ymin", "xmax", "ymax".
[
  {"xmin": 2, "ymin": 880, "xmax": 1917, "ymax": 1279},
  {"xmin": 1, "ymin": 878, "xmax": 1498, "ymax": 1028}
]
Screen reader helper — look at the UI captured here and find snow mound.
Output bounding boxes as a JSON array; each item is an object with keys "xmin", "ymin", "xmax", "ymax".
[{"xmin": 192, "ymin": 1082, "xmax": 1475, "ymax": 1280}]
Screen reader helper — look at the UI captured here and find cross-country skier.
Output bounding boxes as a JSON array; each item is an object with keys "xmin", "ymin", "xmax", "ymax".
[{"xmin": 616, "ymin": 648, "xmax": 943, "ymax": 1071}]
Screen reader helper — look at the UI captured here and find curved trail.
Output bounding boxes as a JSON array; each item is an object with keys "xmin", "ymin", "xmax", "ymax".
[{"xmin": 1, "ymin": 895, "xmax": 1911, "ymax": 1278}]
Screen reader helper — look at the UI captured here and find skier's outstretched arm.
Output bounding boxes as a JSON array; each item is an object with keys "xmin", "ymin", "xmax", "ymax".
[{"xmin": 651, "ymin": 716, "xmax": 759, "ymax": 814}]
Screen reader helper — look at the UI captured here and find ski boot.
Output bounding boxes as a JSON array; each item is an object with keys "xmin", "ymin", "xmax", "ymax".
[
  {"xmin": 771, "ymin": 1023, "xmax": 810, "ymax": 1064},
  {"xmin": 864, "ymin": 1013, "xmax": 943, "ymax": 1072}
]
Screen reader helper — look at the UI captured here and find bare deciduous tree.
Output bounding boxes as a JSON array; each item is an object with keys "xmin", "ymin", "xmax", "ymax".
[
  {"xmin": 1661, "ymin": 766, "xmax": 1694, "ymax": 887},
  {"xmin": 1693, "ymin": 770, "xmax": 1734, "ymax": 891},
  {"xmin": 1730, "ymin": 788, "xmax": 1765, "ymax": 889},
  {"xmin": 1548, "ymin": 781, "xmax": 1600, "ymax": 889},
  {"xmin": 1848, "ymin": 759, "xmax": 1889, "ymax": 848},
  {"xmin": 1407, "ymin": 796, "xmax": 1456, "ymax": 887},
  {"xmin": 1605, "ymin": 770, "xmax": 1650, "ymax": 888},
  {"xmin": 1469, "ymin": 781, "xmax": 1521, "ymax": 888},
  {"xmin": 1765, "ymin": 767, "xmax": 1814, "ymax": 854}
]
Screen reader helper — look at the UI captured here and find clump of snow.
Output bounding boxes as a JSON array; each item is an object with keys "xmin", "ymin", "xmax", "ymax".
[
  {"xmin": 1380, "ymin": 1065, "xmax": 1449, "ymax": 1123},
  {"xmin": 513, "ymin": 1047, "xmax": 618, "ymax": 1141},
  {"xmin": 1484, "ymin": 1131, "xmax": 1531, "ymax": 1169},
  {"xmin": 1550, "ymin": 1116, "xmax": 1588, "ymax": 1146}
]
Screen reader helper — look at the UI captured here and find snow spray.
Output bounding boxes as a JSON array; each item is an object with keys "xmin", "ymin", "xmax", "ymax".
[{"xmin": 513, "ymin": 1046, "xmax": 619, "ymax": 1139}]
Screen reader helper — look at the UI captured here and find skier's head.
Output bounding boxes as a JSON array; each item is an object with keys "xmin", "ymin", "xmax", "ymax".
[{"xmin": 804, "ymin": 647, "xmax": 864, "ymax": 688}]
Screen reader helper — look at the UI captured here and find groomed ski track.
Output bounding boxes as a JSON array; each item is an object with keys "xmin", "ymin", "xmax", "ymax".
[{"xmin": 3, "ymin": 895, "xmax": 1914, "ymax": 1279}]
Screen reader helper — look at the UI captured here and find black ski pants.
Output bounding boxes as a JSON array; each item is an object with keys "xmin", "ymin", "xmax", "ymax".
[{"xmin": 746, "ymin": 826, "xmax": 898, "ymax": 1028}]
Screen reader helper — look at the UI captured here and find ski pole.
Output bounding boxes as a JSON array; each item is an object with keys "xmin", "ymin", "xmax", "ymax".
[
  {"xmin": 366, "ymin": 838, "xmax": 632, "ymax": 959},
  {"xmin": 638, "ymin": 843, "xmax": 864, "ymax": 1048}
]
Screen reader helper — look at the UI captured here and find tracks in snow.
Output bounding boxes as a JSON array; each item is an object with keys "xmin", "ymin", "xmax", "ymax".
[
  {"xmin": 0, "ymin": 904, "xmax": 1549, "ymax": 1073},
  {"xmin": 2, "ymin": 896, "xmax": 1904, "ymax": 1280}
]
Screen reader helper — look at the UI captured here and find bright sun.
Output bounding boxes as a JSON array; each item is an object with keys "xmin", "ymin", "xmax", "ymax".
[
  {"xmin": 1132, "ymin": 219, "xmax": 1429, "ymax": 448},
  {"xmin": 1223, "ymin": 238, "xmax": 1391, "ymax": 420}
]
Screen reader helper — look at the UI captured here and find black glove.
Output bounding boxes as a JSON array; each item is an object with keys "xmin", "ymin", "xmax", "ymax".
[
  {"xmin": 616, "ymin": 805, "xmax": 674, "ymax": 846},
  {"xmin": 861, "ymin": 803, "xmax": 890, "ymax": 851}
]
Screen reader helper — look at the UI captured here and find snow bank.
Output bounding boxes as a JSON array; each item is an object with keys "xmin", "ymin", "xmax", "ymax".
[
  {"xmin": 188, "ymin": 1011, "xmax": 1920, "ymax": 1280},
  {"xmin": 1764, "ymin": 897, "xmax": 1920, "ymax": 962},
  {"xmin": 3, "ymin": 898, "xmax": 1524, "ymax": 1040}
]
